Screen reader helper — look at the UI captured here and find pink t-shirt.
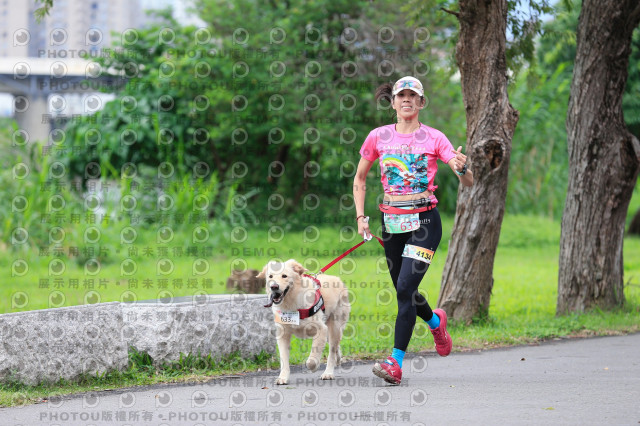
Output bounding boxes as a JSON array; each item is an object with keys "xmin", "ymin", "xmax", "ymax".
[{"xmin": 359, "ymin": 123, "xmax": 456, "ymax": 202}]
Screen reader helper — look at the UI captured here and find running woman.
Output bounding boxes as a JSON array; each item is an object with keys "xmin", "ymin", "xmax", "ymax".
[{"xmin": 353, "ymin": 76, "xmax": 473, "ymax": 384}]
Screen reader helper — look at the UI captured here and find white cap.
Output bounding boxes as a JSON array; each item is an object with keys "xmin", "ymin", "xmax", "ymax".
[{"xmin": 392, "ymin": 76, "xmax": 424, "ymax": 97}]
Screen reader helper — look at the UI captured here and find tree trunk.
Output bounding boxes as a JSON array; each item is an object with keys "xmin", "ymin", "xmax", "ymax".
[
  {"xmin": 438, "ymin": 0, "xmax": 519, "ymax": 323},
  {"xmin": 557, "ymin": 0, "xmax": 640, "ymax": 314}
]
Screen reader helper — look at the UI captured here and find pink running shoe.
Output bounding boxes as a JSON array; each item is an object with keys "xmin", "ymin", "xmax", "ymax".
[
  {"xmin": 430, "ymin": 308, "xmax": 452, "ymax": 356},
  {"xmin": 372, "ymin": 356, "xmax": 402, "ymax": 385}
]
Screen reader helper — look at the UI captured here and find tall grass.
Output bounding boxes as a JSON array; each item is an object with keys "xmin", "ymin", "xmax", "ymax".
[
  {"xmin": 0, "ymin": 128, "xmax": 84, "ymax": 251},
  {"xmin": 0, "ymin": 127, "xmax": 256, "ymax": 260}
]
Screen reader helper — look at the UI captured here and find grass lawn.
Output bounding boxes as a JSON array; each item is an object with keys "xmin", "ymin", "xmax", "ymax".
[{"xmin": 1, "ymin": 214, "xmax": 639, "ymax": 406}]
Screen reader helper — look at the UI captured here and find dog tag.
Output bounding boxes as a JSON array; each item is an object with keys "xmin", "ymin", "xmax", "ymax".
[
  {"xmin": 384, "ymin": 212, "xmax": 420, "ymax": 233},
  {"xmin": 274, "ymin": 310, "xmax": 300, "ymax": 325}
]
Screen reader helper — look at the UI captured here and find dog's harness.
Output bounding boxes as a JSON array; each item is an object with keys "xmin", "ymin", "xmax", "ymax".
[{"xmin": 298, "ymin": 274, "xmax": 325, "ymax": 319}]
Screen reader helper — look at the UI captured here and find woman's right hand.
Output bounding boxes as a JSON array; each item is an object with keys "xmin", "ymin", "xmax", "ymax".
[{"xmin": 357, "ymin": 216, "xmax": 371, "ymax": 240}]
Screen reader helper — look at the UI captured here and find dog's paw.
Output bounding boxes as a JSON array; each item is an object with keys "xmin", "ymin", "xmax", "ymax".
[
  {"xmin": 275, "ymin": 377, "xmax": 288, "ymax": 385},
  {"xmin": 320, "ymin": 372, "xmax": 335, "ymax": 380},
  {"xmin": 305, "ymin": 358, "xmax": 319, "ymax": 372}
]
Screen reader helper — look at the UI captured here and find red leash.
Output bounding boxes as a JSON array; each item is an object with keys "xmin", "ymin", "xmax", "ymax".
[
  {"xmin": 318, "ymin": 234, "xmax": 384, "ymax": 274},
  {"xmin": 286, "ymin": 235, "xmax": 383, "ymax": 314}
]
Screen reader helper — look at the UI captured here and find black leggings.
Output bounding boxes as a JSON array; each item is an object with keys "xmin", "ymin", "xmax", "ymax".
[{"xmin": 381, "ymin": 208, "xmax": 442, "ymax": 351}]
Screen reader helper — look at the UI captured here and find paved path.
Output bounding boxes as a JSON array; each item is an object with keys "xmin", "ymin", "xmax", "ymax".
[{"xmin": 2, "ymin": 334, "xmax": 639, "ymax": 425}]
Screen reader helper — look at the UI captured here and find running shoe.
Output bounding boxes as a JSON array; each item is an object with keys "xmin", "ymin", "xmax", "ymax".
[
  {"xmin": 372, "ymin": 356, "xmax": 402, "ymax": 385},
  {"xmin": 430, "ymin": 308, "xmax": 452, "ymax": 356}
]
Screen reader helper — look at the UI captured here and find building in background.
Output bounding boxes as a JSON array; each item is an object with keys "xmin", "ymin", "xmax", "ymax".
[
  {"xmin": 0, "ymin": 0, "xmax": 204, "ymax": 141},
  {"xmin": 0, "ymin": 0, "xmax": 143, "ymax": 140},
  {"xmin": 0, "ymin": 0, "xmax": 142, "ymax": 58}
]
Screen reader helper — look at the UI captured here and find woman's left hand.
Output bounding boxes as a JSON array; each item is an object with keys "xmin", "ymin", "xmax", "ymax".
[
  {"xmin": 452, "ymin": 146, "xmax": 467, "ymax": 173},
  {"xmin": 449, "ymin": 146, "xmax": 474, "ymax": 187}
]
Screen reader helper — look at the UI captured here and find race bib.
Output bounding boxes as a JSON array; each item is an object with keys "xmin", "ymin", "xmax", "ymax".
[
  {"xmin": 384, "ymin": 212, "xmax": 420, "ymax": 233},
  {"xmin": 274, "ymin": 310, "xmax": 300, "ymax": 325},
  {"xmin": 402, "ymin": 244, "xmax": 434, "ymax": 264}
]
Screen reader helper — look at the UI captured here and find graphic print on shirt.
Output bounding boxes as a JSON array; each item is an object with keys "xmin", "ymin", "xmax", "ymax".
[{"xmin": 381, "ymin": 153, "xmax": 428, "ymax": 194}]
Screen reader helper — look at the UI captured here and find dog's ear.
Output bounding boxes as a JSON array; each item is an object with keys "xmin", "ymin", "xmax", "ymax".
[
  {"xmin": 285, "ymin": 259, "xmax": 306, "ymax": 275},
  {"xmin": 256, "ymin": 264, "xmax": 268, "ymax": 279}
]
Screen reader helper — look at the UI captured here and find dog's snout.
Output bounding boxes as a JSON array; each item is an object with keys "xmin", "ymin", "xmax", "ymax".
[{"xmin": 269, "ymin": 282, "xmax": 279, "ymax": 291}]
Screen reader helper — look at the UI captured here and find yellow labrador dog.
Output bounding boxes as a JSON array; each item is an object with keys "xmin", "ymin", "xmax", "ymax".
[{"xmin": 258, "ymin": 259, "xmax": 350, "ymax": 385}]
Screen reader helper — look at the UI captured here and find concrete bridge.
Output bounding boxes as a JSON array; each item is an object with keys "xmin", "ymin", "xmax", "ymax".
[{"xmin": 0, "ymin": 57, "xmax": 124, "ymax": 143}]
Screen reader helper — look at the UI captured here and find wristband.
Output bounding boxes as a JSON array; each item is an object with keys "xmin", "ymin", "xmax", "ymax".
[
  {"xmin": 455, "ymin": 164, "xmax": 467, "ymax": 176},
  {"xmin": 356, "ymin": 215, "xmax": 369, "ymax": 223}
]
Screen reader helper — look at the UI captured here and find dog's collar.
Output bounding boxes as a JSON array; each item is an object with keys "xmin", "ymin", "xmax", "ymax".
[{"xmin": 298, "ymin": 274, "xmax": 325, "ymax": 319}]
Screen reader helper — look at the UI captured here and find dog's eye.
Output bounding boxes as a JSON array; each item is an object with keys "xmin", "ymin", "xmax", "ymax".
[
  {"xmin": 282, "ymin": 274, "xmax": 287, "ymax": 278},
  {"xmin": 268, "ymin": 275, "xmax": 273, "ymax": 278}
]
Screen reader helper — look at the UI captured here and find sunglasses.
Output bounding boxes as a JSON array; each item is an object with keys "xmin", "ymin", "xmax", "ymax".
[{"xmin": 395, "ymin": 80, "xmax": 423, "ymax": 90}]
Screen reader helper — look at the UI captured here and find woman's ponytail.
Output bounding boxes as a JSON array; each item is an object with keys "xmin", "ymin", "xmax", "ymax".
[{"xmin": 375, "ymin": 82, "xmax": 393, "ymax": 103}]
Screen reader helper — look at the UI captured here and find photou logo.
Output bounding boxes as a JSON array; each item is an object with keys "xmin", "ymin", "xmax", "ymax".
[
  {"xmin": 13, "ymin": 29, "xmax": 30, "ymax": 46},
  {"xmin": 11, "ymin": 259, "xmax": 29, "ymax": 277},
  {"xmin": 83, "ymin": 393, "xmax": 100, "ymax": 408},
  {"xmin": 191, "ymin": 390, "xmax": 208, "ymax": 408},
  {"xmin": 11, "ymin": 291, "xmax": 29, "ymax": 309},
  {"xmin": 156, "ymin": 258, "xmax": 174, "ymax": 275},
  {"xmin": 13, "ymin": 62, "xmax": 30, "ymax": 79},
  {"xmin": 155, "ymin": 391, "xmax": 173, "ymax": 408},
  {"xmin": 229, "ymin": 390, "xmax": 246, "ymax": 408},
  {"xmin": 50, "ymin": 61, "xmax": 67, "ymax": 78},
  {"xmin": 301, "ymin": 390, "xmax": 319, "ymax": 407},
  {"xmin": 120, "ymin": 227, "xmax": 137, "ymax": 244},
  {"xmin": 375, "ymin": 389, "xmax": 392, "ymax": 406},
  {"xmin": 119, "ymin": 392, "xmax": 136, "ymax": 408},
  {"xmin": 85, "ymin": 28, "xmax": 103, "ymax": 45},
  {"xmin": 50, "ymin": 28, "xmax": 67, "ymax": 45},
  {"xmin": 338, "ymin": 389, "xmax": 356, "ymax": 407},
  {"xmin": 411, "ymin": 389, "xmax": 428, "ymax": 407},
  {"xmin": 48, "ymin": 290, "xmax": 65, "ymax": 308},
  {"xmin": 266, "ymin": 389, "xmax": 284, "ymax": 407}
]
